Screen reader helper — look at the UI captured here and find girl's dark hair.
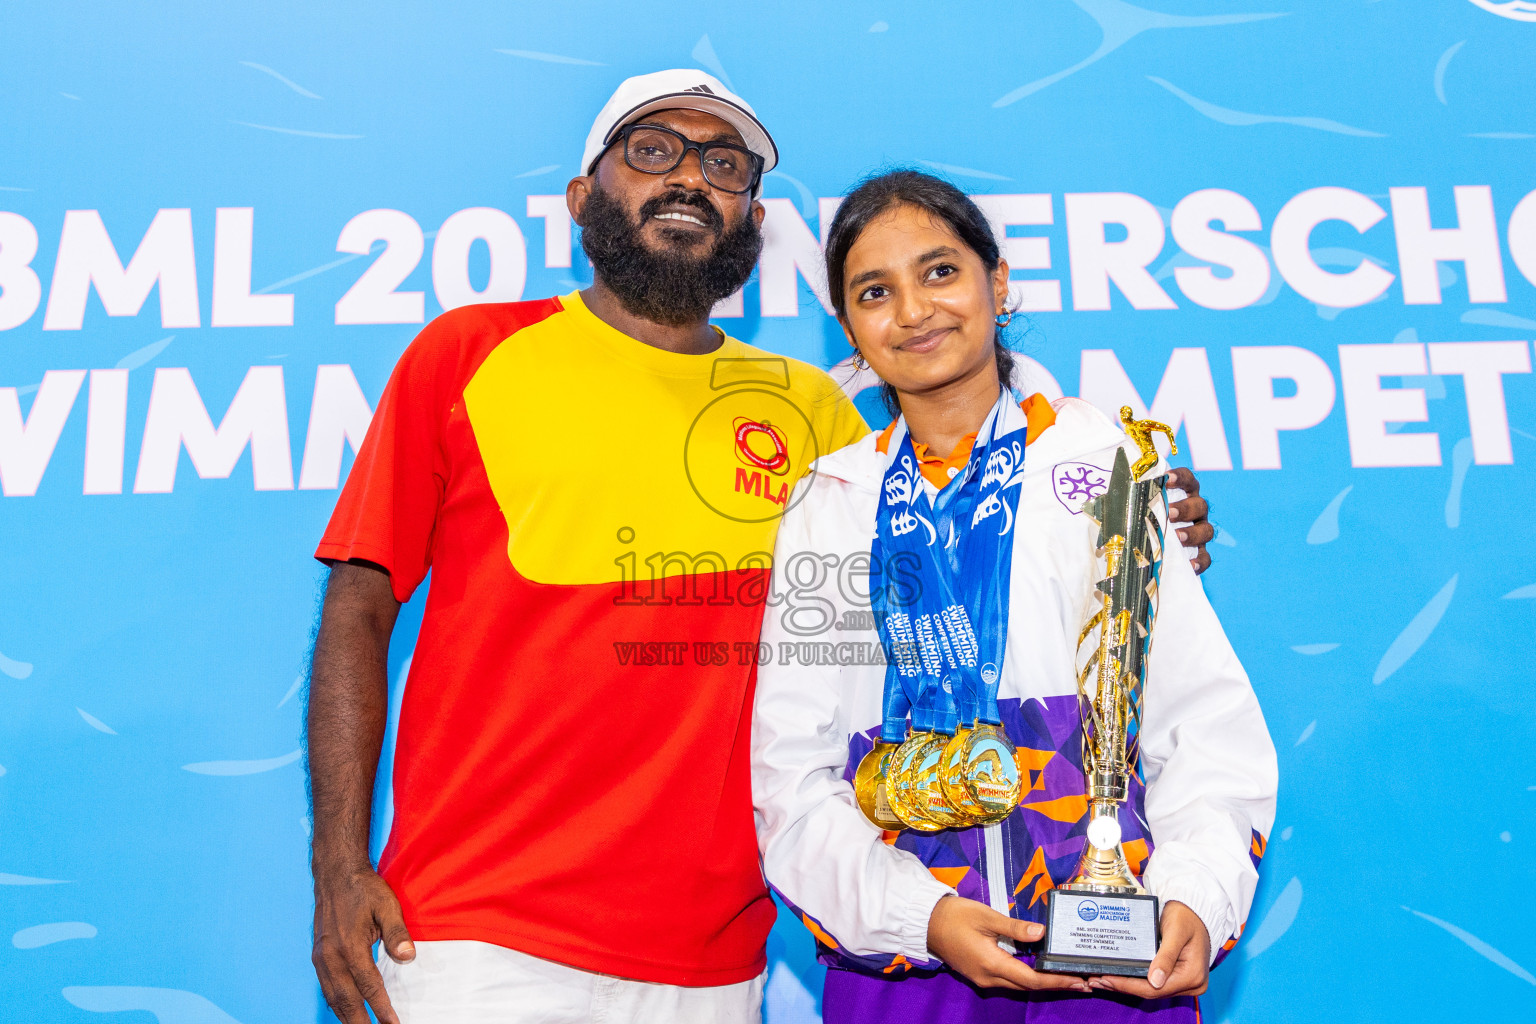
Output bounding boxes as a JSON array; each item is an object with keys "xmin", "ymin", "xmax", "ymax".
[{"xmin": 824, "ymin": 169, "xmax": 1017, "ymax": 417}]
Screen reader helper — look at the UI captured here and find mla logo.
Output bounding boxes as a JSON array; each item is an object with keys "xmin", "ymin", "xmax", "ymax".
[
  {"xmin": 733, "ymin": 418, "xmax": 792, "ymax": 508},
  {"xmin": 1466, "ymin": 0, "xmax": 1536, "ymax": 20},
  {"xmin": 682, "ymin": 360, "xmax": 819, "ymax": 524},
  {"xmin": 733, "ymin": 418, "xmax": 790, "ymax": 474}
]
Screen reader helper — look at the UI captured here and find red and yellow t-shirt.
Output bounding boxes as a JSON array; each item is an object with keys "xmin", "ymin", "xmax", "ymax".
[{"xmin": 316, "ymin": 291, "xmax": 868, "ymax": 986}]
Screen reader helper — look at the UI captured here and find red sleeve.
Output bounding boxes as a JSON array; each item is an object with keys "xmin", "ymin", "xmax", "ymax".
[{"xmin": 314, "ymin": 298, "xmax": 562, "ymax": 602}]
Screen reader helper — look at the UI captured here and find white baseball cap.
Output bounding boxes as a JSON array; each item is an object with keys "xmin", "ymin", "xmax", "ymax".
[{"xmin": 581, "ymin": 69, "xmax": 778, "ymax": 193}]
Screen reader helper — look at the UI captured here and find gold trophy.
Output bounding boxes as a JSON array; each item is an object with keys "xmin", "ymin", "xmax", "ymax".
[{"xmin": 1037, "ymin": 409, "xmax": 1175, "ymax": 977}]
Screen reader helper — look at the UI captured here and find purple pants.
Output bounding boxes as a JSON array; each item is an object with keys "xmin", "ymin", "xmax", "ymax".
[{"xmin": 823, "ymin": 968, "xmax": 1198, "ymax": 1024}]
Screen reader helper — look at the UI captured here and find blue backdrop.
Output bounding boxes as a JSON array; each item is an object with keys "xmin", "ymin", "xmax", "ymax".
[{"xmin": 3, "ymin": 2, "xmax": 1535, "ymax": 1022}]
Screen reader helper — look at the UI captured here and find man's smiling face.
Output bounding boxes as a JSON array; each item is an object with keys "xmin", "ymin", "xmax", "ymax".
[{"xmin": 568, "ymin": 107, "xmax": 767, "ymax": 327}]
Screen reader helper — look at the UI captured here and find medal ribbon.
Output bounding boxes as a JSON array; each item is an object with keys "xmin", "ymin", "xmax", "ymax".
[{"xmin": 870, "ymin": 393, "xmax": 1028, "ymax": 742}]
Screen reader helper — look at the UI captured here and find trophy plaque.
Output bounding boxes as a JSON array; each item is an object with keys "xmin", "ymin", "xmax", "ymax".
[{"xmin": 1037, "ymin": 410, "xmax": 1174, "ymax": 977}]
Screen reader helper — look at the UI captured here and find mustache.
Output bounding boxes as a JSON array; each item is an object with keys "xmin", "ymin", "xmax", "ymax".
[
  {"xmin": 579, "ymin": 181, "xmax": 762, "ymax": 328},
  {"xmin": 637, "ymin": 190, "xmax": 724, "ymax": 232}
]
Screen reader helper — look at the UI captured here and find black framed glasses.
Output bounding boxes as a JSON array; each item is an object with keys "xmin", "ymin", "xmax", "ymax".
[{"xmin": 611, "ymin": 123, "xmax": 763, "ymax": 194}]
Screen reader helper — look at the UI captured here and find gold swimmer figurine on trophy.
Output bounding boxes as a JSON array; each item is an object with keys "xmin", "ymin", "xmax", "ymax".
[{"xmin": 1118, "ymin": 406, "xmax": 1177, "ymax": 479}]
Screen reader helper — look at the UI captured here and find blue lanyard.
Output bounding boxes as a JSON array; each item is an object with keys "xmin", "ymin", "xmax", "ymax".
[{"xmin": 870, "ymin": 394, "xmax": 1027, "ymax": 743}]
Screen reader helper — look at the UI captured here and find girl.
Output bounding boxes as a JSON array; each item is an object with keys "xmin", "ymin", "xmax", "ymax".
[{"xmin": 751, "ymin": 170, "xmax": 1276, "ymax": 1023}]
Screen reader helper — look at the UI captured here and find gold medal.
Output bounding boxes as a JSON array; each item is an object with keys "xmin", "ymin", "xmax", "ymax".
[
  {"xmin": 914, "ymin": 738, "xmax": 972, "ymax": 828},
  {"xmin": 886, "ymin": 733, "xmax": 948, "ymax": 832},
  {"xmin": 938, "ymin": 727, "xmax": 989, "ymax": 823},
  {"xmin": 959, "ymin": 723, "xmax": 1023, "ymax": 823},
  {"xmin": 853, "ymin": 741, "xmax": 904, "ymax": 830}
]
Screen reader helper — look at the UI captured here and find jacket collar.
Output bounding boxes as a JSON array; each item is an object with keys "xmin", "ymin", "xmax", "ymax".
[{"xmin": 810, "ymin": 396, "xmax": 1128, "ymax": 493}]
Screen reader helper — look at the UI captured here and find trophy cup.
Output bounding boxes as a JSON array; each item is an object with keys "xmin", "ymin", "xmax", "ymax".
[{"xmin": 1037, "ymin": 409, "xmax": 1175, "ymax": 977}]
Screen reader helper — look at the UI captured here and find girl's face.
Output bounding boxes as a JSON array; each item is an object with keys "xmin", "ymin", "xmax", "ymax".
[{"xmin": 838, "ymin": 203, "xmax": 1010, "ymax": 401}]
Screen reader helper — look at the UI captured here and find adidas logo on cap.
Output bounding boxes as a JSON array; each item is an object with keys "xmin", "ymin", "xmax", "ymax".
[{"xmin": 683, "ymin": 84, "xmax": 716, "ymax": 95}]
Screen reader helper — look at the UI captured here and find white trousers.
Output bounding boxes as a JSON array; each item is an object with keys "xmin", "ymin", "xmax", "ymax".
[{"xmin": 377, "ymin": 940, "xmax": 765, "ymax": 1024}]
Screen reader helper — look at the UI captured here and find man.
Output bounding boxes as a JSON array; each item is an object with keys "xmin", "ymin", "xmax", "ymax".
[{"xmin": 305, "ymin": 69, "xmax": 1215, "ymax": 1024}]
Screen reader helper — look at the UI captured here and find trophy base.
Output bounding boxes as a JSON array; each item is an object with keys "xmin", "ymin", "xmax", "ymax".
[
  {"xmin": 1037, "ymin": 889, "xmax": 1160, "ymax": 977},
  {"xmin": 1034, "ymin": 954, "xmax": 1152, "ymax": 978}
]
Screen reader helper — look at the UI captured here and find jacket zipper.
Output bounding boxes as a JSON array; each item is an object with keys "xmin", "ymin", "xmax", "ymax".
[{"xmin": 982, "ymin": 819, "xmax": 1017, "ymax": 953}]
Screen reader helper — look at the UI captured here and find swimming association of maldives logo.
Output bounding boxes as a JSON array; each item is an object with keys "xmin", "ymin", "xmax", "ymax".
[
  {"xmin": 1077, "ymin": 900, "xmax": 1100, "ymax": 922},
  {"xmin": 1466, "ymin": 0, "xmax": 1536, "ymax": 21},
  {"xmin": 733, "ymin": 418, "xmax": 792, "ymax": 507},
  {"xmin": 1052, "ymin": 462, "xmax": 1109, "ymax": 514}
]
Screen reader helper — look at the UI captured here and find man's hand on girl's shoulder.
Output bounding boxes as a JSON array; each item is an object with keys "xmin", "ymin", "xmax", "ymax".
[{"xmin": 1167, "ymin": 467, "xmax": 1214, "ymax": 575}]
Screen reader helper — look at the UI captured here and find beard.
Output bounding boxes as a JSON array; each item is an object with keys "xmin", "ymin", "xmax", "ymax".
[{"xmin": 578, "ymin": 183, "xmax": 763, "ymax": 327}]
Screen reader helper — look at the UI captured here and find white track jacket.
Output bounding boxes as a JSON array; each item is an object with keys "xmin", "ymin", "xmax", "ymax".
[{"xmin": 751, "ymin": 397, "xmax": 1277, "ymax": 975}]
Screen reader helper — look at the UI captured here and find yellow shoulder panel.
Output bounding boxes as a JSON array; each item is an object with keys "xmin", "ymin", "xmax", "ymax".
[{"xmin": 463, "ymin": 314, "xmax": 859, "ymax": 585}]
